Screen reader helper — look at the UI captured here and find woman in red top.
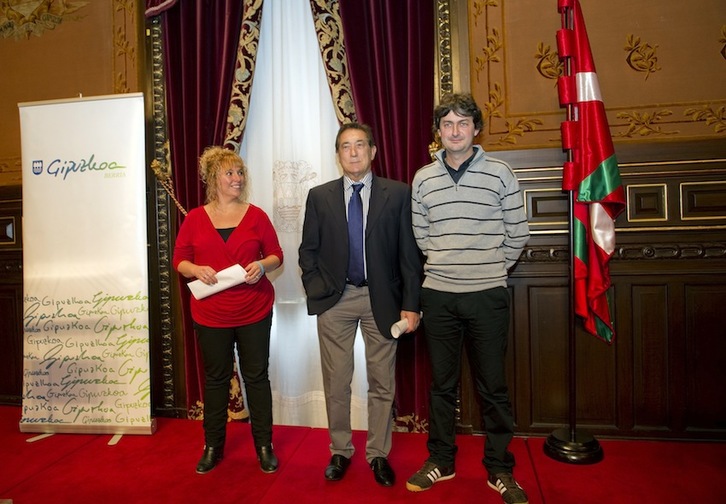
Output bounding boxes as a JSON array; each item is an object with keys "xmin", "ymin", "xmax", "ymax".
[{"xmin": 173, "ymin": 146, "xmax": 283, "ymax": 475}]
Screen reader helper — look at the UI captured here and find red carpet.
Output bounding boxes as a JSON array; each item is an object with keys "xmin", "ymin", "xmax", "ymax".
[{"xmin": 1, "ymin": 406, "xmax": 724, "ymax": 503}]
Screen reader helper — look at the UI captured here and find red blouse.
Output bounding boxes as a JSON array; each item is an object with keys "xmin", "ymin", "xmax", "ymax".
[{"xmin": 173, "ymin": 204, "xmax": 284, "ymax": 327}]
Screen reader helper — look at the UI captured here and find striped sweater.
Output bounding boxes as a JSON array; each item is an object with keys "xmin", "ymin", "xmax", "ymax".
[{"xmin": 411, "ymin": 147, "xmax": 530, "ymax": 293}]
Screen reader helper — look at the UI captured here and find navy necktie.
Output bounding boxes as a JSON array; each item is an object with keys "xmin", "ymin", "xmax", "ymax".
[{"xmin": 347, "ymin": 183, "xmax": 365, "ymax": 286}]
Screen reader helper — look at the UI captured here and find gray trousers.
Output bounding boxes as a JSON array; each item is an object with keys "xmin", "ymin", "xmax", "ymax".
[{"xmin": 317, "ymin": 284, "xmax": 397, "ymax": 463}]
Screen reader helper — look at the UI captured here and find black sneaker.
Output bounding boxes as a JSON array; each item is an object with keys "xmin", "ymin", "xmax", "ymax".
[
  {"xmin": 487, "ymin": 472, "xmax": 529, "ymax": 504},
  {"xmin": 405, "ymin": 460, "xmax": 455, "ymax": 492}
]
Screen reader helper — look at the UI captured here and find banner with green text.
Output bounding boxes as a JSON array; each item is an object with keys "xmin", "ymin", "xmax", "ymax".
[{"xmin": 19, "ymin": 94, "xmax": 155, "ymax": 434}]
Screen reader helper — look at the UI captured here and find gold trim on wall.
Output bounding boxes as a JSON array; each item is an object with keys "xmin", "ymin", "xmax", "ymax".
[
  {"xmin": 435, "ymin": 0, "xmax": 470, "ymax": 102},
  {"xmin": 112, "ymin": 0, "xmax": 137, "ymax": 94},
  {"xmin": 459, "ymin": 0, "xmax": 726, "ymax": 151}
]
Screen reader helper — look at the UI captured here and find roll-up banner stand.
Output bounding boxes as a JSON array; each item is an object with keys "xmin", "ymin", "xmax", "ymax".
[{"xmin": 18, "ymin": 93, "xmax": 155, "ymax": 434}]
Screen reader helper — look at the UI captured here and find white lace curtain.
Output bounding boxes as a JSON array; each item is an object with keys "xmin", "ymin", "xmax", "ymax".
[{"xmin": 239, "ymin": 0, "xmax": 369, "ymax": 429}]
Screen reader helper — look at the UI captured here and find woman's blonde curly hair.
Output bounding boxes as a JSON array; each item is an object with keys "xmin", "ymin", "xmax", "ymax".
[{"xmin": 198, "ymin": 146, "xmax": 250, "ymax": 204}]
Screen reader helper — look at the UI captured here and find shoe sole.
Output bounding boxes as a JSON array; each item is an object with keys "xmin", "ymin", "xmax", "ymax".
[{"xmin": 405, "ymin": 473, "xmax": 455, "ymax": 492}]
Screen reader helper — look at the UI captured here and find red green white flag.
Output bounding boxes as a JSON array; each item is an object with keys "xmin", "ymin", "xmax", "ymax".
[{"xmin": 557, "ymin": 0, "xmax": 626, "ymax": 343}]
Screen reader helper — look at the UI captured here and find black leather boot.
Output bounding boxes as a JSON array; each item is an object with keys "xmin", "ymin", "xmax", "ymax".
[
  {"xmin": 196, "ymin": 445, "xmax": 224, "ymax": 474},
  {"xmin": 256, "ymin": 445, "xmax": 279, "ymax": 473}
]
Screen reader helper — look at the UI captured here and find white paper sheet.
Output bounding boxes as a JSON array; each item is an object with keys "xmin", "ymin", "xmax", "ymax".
[{"xmin": 187, "ymin": 264, "xmax": 247, "ymax": 300}]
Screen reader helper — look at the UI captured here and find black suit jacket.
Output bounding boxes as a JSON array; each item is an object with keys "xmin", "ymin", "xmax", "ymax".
[{"xmin": 299, "ymin": 174, "xmax": 421, "ymax": 338}]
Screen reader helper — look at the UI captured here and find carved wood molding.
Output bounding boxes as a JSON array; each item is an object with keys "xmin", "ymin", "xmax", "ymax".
[
  {"xmin": 520, "ymin": 242, "xmax": 726, "ymax": 263},
  {"xmin": 435, "ymin": 0, "xmax": 470, "ymax": 101},
  {"xmin": 148, "ymin": 17, "xmax": 177, "ymax": 412},
  {"xmin": 435, "ymin": 0, "xmax": 453, "ymax": 99},
  {"xmin": 616, "ymin": 242, "xmax": 726, "ymax": 261}
]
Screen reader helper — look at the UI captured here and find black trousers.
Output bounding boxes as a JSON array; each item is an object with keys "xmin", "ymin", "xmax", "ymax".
[
  {"xmin": 421, "ymin": 287, "xmax": 515, "ymax": 475},
  {"xmin": 194, "ymin": 311, "xmax": 273, "ymax": 449}
]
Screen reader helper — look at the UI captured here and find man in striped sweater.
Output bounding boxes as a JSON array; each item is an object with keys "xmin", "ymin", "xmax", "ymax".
[{"xmin": 406, "ymin": 93, "xmax": 530, "ymax": 504}]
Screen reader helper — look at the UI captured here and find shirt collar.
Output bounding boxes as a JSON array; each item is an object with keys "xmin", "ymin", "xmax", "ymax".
[
  {"xmin": 344, "ymin": 171, "xmax": 373, "ymax": 190},
  {"xmin": 442, "ymin": 146, "xmax": 479, "ymax": 172}
]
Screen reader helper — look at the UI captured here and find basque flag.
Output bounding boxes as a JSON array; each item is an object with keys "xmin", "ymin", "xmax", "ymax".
[{"xmin": 557, "ymin": 0, "xmax": 626, "ymax": 343}]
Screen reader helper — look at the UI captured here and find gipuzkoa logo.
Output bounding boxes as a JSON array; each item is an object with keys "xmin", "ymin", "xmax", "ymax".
[{"xmin": 36, "ymin": 155, "xmax": 126, "ymax": 180}]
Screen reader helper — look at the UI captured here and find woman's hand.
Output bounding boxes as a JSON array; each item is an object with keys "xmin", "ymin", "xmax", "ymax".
[
  {"xmin": 245, "ymin": 261, "xmax": 265, "ymax": 284},
  {"xmin": 195, "ymin": 265, "xmax": 218, "ymax": 285}
]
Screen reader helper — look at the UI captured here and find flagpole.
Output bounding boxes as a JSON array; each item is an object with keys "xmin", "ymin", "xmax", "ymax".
[{"xmin": 543, "ymin": 0, "xmax": 603, "ymax": 465}]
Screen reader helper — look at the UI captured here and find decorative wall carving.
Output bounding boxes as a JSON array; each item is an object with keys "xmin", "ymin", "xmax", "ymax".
[
  {"xmin": 624, "ymin": 35, "xmax": 661, "ymax": 80},
  {"xmin": 520, "ymin": 242, "xmax": 726, "ymax": 263},
  {"xmin": 465, "ymin": 0, "xmax": 726, "ymax": 151},
  {"xmin": 112, "ymin": 0, "xmax": 137, "ymax": 94},
  {"xmin": 0, "ymin": 1, "xmax": 89, "ymax": 39},
  {"xmin": 684, "ymin": 105, "xmax": 726, "ymax": 134}
]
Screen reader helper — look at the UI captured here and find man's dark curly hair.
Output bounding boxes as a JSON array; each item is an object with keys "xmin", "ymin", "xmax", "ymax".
[{"xmin": 432, "ymin": 93, "xmax": 484, "ymax": 134}]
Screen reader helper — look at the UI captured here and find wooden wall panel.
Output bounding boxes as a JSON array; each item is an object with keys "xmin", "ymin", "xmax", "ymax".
[
  {"xmin": 684, "ymin": 284, "xmax": 726, "ymax": 432},
  {"xmin": 631, "ymin": 285, "xmax": 670, "ymax": 431},
  {"xmin": 527, "ymin": 284, "xmax": 568, "ymax": 428},
  {"xmin": 0, "ymin": 186, "xmax": 22, "ymax": 405},
  {"xmin": 575, "ymin": 326, "xmax": 617, "ymax": 429},
  {"xmin": 681, "ymin": 183, "xmax": 726, "ymax": 220},
  {"xmin": 455, "ymin": 139, "xmax": 726, "ymax": 441},
  {"xmin": 0, "ymin": 285, "xmax": 22, "ymax": 405}
]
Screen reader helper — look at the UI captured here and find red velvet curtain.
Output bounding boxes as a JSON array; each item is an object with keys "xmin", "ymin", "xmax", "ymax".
[
  {"xmin": 149, "ymin": 0, "xmax": 245, "ymax": 416},
  {"xmin": 339, "ymin": 0, "xmax": 436, "ymax": 430}
]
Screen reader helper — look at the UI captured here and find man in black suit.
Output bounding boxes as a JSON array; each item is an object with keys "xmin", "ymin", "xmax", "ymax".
[{"xmin": 299, "ymin": 123, "xmax": 421, "ymax": 487}]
